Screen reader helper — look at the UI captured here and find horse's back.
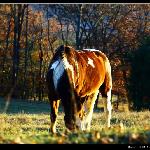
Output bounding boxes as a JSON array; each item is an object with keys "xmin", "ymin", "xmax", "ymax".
[
  {"xmin": 47, "ymin": 45, "xmax": 110, "ymax": 99},
  {"xmin": 71, "ymin": 50, "xmax": 107, "ymax": 97}
]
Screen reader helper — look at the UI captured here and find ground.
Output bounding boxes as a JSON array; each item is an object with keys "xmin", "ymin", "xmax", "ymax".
[{"xmin": 0, "ymin": 97, "xmax": 150, "ymax": 144}]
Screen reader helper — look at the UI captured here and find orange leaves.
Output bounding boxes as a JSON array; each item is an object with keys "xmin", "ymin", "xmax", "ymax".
[
  {"xmin": 48, "ymin": 18, "xmax": 61, "ymax": 33},
  {"xmin": 31, "ymin": 51, "xmax": 39, "ymax": 62},
  {"xmin": 33, "ymin": 11, "xmax": 44, "ymax": 24},
  {"xmin": 31, "ymin": 50, "xmax": 52, "ymax": 62},
  {"xmin": 0, "ymin": 4, "xmax": 11, "ymax": 13}
]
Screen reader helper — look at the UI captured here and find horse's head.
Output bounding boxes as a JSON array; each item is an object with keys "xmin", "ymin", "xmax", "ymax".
[{"xmin": 63, "ymin": 90, "xmax": 99, "ymax": 131}]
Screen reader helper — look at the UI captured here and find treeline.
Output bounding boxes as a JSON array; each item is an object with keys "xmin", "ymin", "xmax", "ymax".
[{"xmin": 0, "ymin": 4, "xmax": 149, "ymax": 109}]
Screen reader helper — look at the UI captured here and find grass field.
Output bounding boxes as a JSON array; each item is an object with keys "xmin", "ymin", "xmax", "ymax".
[{"xmin": 0, "ymin": 97, "xmax": 150, "ymax": 144}]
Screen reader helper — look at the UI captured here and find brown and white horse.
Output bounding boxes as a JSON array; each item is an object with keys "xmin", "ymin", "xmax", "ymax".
[{"xmin": 46, "ymin": 45, "xmax": 112, "ymax": 133}]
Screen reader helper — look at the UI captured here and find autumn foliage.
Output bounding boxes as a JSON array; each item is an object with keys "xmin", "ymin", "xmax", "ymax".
[{"xmin": 0, "ymin": 4, "xmax": 149, "ymax": 109}]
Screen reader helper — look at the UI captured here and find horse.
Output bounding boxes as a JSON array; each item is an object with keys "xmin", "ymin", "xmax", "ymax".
[{"xmin": 46, "ymin": 45, "xmax": 112, "ymax": 133}]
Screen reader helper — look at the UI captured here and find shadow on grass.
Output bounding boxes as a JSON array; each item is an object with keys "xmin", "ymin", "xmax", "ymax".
[
  {"xmin": 0, "ymin": 97, "xmax": 103, "ymax": 114},
  {"xmin": 0, "ymin": 97, "xmax": 63, "ymax": 114}
]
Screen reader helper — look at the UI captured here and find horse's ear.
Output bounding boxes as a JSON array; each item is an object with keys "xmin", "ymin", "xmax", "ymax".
[
  {"xmin": 57, "ymin": 45, "xmax": 64, "ymax": 50},
  {"xmin": 54, "ymin": 45, "xmax": 65, "ymax": 55}
]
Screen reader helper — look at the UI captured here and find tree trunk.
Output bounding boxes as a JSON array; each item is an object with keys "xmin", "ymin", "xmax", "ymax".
[
  {"xmin": 23, "ymin": 5, "xmax": 29, "ymax": 99},
  {"xmin": 10, "ymin": 4, "xmax": 26, "ymax": 98},
  {"xmin": 1, "ymin": 14, "xmax": 11, "ymax": 93},
  {"xmin": 38, "ymin": 21, "xmax": 43, "ymax": 101},
  {"xmin": 76, "ymin": 5, "xmax": 84, "ymax": 50}
]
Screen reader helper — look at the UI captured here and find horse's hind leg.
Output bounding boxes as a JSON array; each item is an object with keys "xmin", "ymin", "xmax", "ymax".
[
  {"xmin": 104, "ymin": 88, "xmax": 112, "ymax": 128},
  {"xmin": 100, "ymin": 82, "xmax": 112, "ymax": 128},
  {"xmin": 50, "ymin": 99, "xmax": 60, "ymax": 133},
  {"xmin": 80, "ymin": 90, "xmax": 99, "ymax": 131},
  {"xmin": 81, "ymin": 90, "xmax": 99, "ymax": 131}
]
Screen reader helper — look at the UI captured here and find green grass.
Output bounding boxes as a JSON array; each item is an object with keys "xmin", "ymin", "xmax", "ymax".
[{"xmin": 0, "ymin": 97, "xmax": 150, "ymax": 144}]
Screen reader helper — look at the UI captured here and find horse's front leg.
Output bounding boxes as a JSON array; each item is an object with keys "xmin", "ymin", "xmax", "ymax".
[{"xmin": 50, "ymin": 100, "xmax": 60, "ymax": 133}]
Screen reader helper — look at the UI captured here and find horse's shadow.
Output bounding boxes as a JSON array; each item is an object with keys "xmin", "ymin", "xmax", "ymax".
[{"xmin": 0, "ymin": 97, "xmax": 103, "ymax": 114}]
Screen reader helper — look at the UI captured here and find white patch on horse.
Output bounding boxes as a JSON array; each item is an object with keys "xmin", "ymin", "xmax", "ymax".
[
  {"xmin": 76, "ymin": 116, "xmax": 85, "ymax": 131},
  {"xmin": 63, "ymin": 57, "xmax": 75, "ymax": 87},
  {"xmin": 52, "ymin": 59, "xmax": 64, "ymax": 90},
  {"xmin": 107, "ymin": 90, "xmax": 112, "ymax": 109},
  {"xmin": 50, "ymin": 60, "xmax": 59, "ymax": 70},
  {"xmin": 88, "ymin": 58, "xmax": 95, "ymax": 68},
  {"xmin": 103, "ymin": 88, "xmax": 112, "ymax": 128}
]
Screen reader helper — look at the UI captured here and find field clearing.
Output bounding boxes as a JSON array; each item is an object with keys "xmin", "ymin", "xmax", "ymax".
[{"xmin": 0, "ymin": 98, "xmax": 150, "ymax": 144}]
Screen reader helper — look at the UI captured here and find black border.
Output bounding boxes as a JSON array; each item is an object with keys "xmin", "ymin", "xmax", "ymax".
[
  {"xmin": 0, "ymin": 143, "xmax": 135, "ymax": 148},
  {"xmin": 0, "ymin": 0, "xmax": 149, "ymax": 148}
]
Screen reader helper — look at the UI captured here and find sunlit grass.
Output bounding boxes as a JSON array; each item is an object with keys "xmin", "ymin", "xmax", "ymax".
[
  {"xmin": 0, "ymin": 111, "xmax": 150, "ymax": 144},
  {"xmin": 0, "ymin": 97, "xmax": 150, "ymax": 144}
]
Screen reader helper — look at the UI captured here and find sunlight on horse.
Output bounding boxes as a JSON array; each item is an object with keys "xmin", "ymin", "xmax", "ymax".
[{"xmin": 46, "ymin": 45, "xmax": 112, "ymax": 133}]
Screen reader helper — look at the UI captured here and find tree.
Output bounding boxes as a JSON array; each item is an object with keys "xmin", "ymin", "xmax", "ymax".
[
  {"xmin": 23, "ymin": 4, "xmax": 29, "ymax": 99},
  {"xmin": 10, "ymin": 4, "xmax": 27, "ymax": 98},
  {"xmin": 127, "ymin": 36, "xmax": 150, "ymax": 110},
  {"xmin": 0, "ymin": 4, "xmax": 149, "ymax": 104}
]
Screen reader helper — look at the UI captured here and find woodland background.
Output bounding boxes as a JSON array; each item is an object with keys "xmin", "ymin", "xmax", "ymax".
[{"xmin": 0, "ymin": 4, "xmax": 150, "ymax": 111}]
